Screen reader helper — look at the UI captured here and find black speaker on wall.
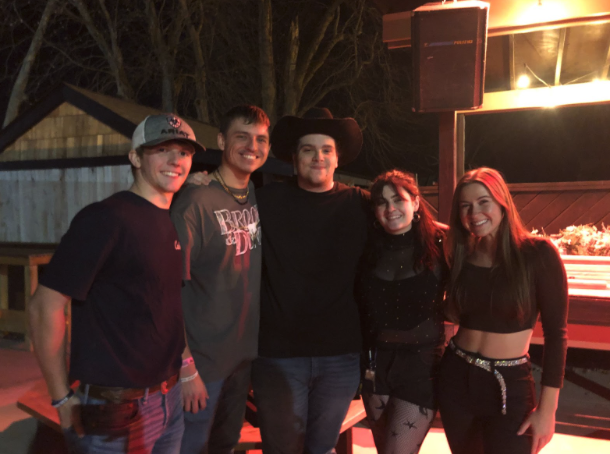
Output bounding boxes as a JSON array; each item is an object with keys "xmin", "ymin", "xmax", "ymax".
[{"xmin": 412, "ymin": 1, "xmax": 489, "ymax": 113}]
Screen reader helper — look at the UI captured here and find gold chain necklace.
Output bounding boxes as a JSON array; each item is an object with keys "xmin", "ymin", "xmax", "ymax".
[{"xmin": 214, "ymin": 169, "xmax": 249, "ymax": 205}]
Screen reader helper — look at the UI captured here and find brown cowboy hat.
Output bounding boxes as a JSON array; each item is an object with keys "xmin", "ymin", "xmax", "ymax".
[{"xmin": 270, "ymin": 107, "xmax": 363, "ymax": 166}]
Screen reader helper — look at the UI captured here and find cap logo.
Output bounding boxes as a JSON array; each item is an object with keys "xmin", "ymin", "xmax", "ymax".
[{"xmin": 167, "ymin": 116, "xmax": 181, "ymax": 128}]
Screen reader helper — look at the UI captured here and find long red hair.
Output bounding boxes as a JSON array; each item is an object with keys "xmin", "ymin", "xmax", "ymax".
[{"xmin": 445, "ymin": 167, "xmax": 533, "ymax": 322}]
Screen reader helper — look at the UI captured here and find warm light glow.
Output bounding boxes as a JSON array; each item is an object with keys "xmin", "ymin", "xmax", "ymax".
[
  {"xmin": 515, "ymin": 0, "xmax": 571, "ymax": 26},
  {"xmin": 469, "ymin": 80, "xmax": 610, "ymax": 113},
  {"xmin": 481, "ymin": 1, "xmax": 610, "ymax": 32},
  {"xmin": 516, "ymin": 75, "xmax": 531, "ymax": 88}
]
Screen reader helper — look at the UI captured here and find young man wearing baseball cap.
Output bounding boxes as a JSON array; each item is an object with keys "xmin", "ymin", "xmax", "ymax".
[{"xmin": 29, "ymin": 113, "xmax": 204, "ymax": 454}]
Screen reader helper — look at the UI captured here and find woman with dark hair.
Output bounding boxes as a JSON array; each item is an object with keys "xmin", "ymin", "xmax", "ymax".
[
  {"xmin": 439, "ymin": 167, "xmax": 568, "ymax": 454},
  {"xmin": 359, "ymin": 170, "xmax": 447, "ymax": 454}
]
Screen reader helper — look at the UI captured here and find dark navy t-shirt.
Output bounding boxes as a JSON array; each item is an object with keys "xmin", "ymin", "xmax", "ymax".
[{"xmin": 40, "ymin": 191, "xmax": 185, "ymax": 388}]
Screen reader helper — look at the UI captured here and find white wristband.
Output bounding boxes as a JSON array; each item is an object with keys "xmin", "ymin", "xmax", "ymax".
[{"xmin": 180, "ymin": 371, "xmax": 199, "ymax": 383}]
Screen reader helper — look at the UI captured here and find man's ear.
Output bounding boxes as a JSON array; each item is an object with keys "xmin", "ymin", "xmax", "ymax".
[
  {"xmin": 217, "ymin": 133, "xmax": 225, "ymax": 151},
  {"xmin": 128, "ymin": 149, "xmax": 141, "ymax": 169}
]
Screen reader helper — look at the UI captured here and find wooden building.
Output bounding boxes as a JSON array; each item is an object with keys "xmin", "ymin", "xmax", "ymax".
[
  {"xmin": 0, "ymin": 84, "xmax": 220, "ymax": 244},
  {"xmin": 0, "ymin": 84, "xmax": 298, "ymax": 244}
]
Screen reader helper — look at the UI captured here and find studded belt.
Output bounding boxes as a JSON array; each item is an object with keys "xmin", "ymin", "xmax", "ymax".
[{"xmin": 448, "ymin": 339, "xmax": 529, "ymax": 415}]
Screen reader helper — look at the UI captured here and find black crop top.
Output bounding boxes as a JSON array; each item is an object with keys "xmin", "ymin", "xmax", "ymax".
[
  {"xmin": 458, "ymin": 237, "xmax": 568, "ymax": 388},
  {"xmin": 360, "ymin": 229, "xmax": 446, "ymax": 351}
]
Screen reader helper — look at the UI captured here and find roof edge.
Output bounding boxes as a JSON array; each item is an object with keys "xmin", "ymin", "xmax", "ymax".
[
  {"xmin": 0, "ymin": 87, "xmax": 65, "ymax": 152},
  {"xmin": 0, "ymin": 83, "xmax": 140, "ymax": 154},
  {"xmin": 63, "ymin": 84, "xmax": 137, "ymax": 139}
]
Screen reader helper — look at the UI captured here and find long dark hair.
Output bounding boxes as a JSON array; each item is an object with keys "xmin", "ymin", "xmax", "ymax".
[
  {"xmin": 369, "ymin": 170, "xmax": 443, "ymax": 271},
  {"xmin": 445, "ymin": 167, "xmax": 533, "ymax": 323}
]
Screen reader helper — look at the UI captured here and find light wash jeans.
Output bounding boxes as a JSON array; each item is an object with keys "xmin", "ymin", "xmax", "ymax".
[
  {"xmin": 63, "ymin": 381, "xmax": 184, "ymax": 454},
  {"xmin": 180, "ymin": 361, "xmax": 251, "ymax": 454},
  {"xmin": 251, "ymin": 354, "xmax": 361, "ymax": 454}
]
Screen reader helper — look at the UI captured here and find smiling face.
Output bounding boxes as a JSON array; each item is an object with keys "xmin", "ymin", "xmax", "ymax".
[
  {"xmin": 129, "ymin": 140, "xmax": 195, "ymax": 206},
  {"xmin": 458, "ymin": 182, "xmax": 504, "ymax": 240},
  {"xmin": 294, "ymin": 134, "xmax": 339, "ymax": 192},
  {"xmin": 374, "ymin": 185, "xmax": 420, "ymax": 235},
  {"xmin": 218, "ymin": 117, "xmax": 270, "ymax": 181}
]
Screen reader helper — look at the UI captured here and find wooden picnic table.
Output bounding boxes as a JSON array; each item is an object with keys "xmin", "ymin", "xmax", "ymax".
[{"xmin": 0, "ymin": 246, "xmax": 54, "ymax": 344}]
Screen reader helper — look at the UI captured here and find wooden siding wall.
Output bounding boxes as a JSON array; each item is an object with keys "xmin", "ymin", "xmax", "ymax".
[
  {"xmin": 0, "ymin": 103, "xmax": 131, "ymax": 162},
  {"xmin": 0, "ymin": 166, "xmax": 133, "ymax": 243},
  {"xmin": 420, "ymin": 181, "xmax": 610, "ymax": 233}
]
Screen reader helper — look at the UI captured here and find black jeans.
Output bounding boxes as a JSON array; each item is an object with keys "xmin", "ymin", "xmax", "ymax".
[{"xmin": 438, "ymin": 345, "xmax": 536, "ymax": 454}]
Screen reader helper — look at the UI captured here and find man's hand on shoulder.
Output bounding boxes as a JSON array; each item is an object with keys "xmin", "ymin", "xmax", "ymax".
[
  {"xmin": 180, "ymin": 363, "xmax": 209, "ymax": 413},
  {"xmin": 186, "ymin": 171, "xmax": 212, "ymax": 186}
]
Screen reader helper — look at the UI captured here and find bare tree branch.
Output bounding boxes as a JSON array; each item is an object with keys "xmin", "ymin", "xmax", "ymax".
[
  {"xmin": 295, "ymin": 0, "xmax": 344, "ymax": 79},
  {"xmin": 4, "ymin": 0, "xmax": 58, "ymax": 127},
  {"xmin": 178, "ymin": 0, "xmax": 210, "ymax": 122},
  {"xmin": 259, "ymin": 0, "xmax": 277, "ymax": 124},
  {"xmin": 143, "ymin": 0, "xmax": 175, "ymax": 111},
  {"xmin": 282, "ymin": 17, "xmax": 300, "ymax": 115},
  {"xmin": 70, "ymin": 0, "xmax": 135, "ymax": 99}
]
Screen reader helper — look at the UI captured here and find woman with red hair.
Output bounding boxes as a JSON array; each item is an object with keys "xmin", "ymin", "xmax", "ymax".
[
  {"xmin": 359, "ymin": 170, "xmax": 447, "ymax": 453},
  {"xmin": 439, "ymin": 167, "xmax": 568, "ymax": 454}
]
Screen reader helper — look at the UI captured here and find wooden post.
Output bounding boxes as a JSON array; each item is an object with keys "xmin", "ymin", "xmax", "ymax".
[
  {"xmin": 0, "ymin": 265, "xmax": 8, "ymax": 311},
  {"xmin": 336, "ymin": 429, "xmax": 354, "ymax": 454},
  {"xmin": 457, "ymin": 113, "xmax": 466, "ymax": 180},
  {"xmin": 438, "ymin": 111, "xmax": 458, "ymax": 224}
]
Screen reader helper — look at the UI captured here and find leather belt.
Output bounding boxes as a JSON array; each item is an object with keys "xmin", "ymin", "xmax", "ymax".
[{"xmin": 79, "ymin": 374, "xmax": 178, "ymax": 404}]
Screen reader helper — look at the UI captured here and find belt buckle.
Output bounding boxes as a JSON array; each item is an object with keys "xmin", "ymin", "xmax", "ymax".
[{"xmin": 160, "ymin": 380, "xmax": 169, "ymax": 395}]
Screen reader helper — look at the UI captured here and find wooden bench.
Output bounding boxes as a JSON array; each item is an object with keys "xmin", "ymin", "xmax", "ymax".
[
  {"xmin": 17, "ymin": 379, "xmax": 366, "ymax": 454},
  {"xmin": 0, "ymin": 247, "xmax": 54, "ymax": 344}
]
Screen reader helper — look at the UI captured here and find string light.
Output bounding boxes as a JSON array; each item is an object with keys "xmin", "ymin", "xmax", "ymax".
[{"xmin": 517, "ymin": 75, "xmax": 531, "ymax": 89}]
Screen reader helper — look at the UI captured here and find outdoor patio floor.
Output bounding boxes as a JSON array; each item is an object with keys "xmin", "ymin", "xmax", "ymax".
[{"xmin": 1, "ymin": 338, "xmax": 610, "ymax": 454}]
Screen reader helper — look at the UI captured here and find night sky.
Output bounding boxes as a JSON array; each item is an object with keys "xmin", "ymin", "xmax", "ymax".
[{"xmin": 2, "ymin": 0, "xmax": 610, "ymax": 187}]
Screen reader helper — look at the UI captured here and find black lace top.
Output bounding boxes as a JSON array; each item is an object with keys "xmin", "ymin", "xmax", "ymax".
[{"xmin": 360, "ymin": 229, "xmax": 446, "ymax": 351}]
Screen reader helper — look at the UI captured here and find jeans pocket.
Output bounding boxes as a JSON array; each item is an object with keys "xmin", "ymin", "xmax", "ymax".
[
  {"xmin": 80, "ymin": 401, "xmax": 140, "ymax": 435},
  {"xmin": 63, "ymin": 426, "xmax": 88, "ymax": 454}
]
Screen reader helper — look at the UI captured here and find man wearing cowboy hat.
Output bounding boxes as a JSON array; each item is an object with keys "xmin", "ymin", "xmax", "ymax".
[
  {"xmin": 29, "ymin": 113, "xmax": 204, "ymax": 453},
  {"xmin": 251, "ymin": 108, "xmax": 370, "ymax": 454}
]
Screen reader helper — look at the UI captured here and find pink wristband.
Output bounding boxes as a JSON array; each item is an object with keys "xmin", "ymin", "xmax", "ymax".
[{"xmin": 182, "ymin": 357, "xmax": 194, "ymax": 368}]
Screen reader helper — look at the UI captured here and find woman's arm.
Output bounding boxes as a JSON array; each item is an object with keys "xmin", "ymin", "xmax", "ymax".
[
  {"xmin": 535, "ymin": 239, "xmax": 569, "ymax": 388},
  {"xmin": 517, "ymin": 238, "xmax": 568, "ymax": 454},
  {"xmin": 517, "ymin": 386, "xmax": 559, "ymax": 454}
]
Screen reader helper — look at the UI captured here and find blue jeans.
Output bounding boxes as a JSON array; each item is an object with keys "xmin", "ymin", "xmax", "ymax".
[
  {"xmin": 251, "ymin": 354, "xmax": 361, "ymax": 454},
  {"xmin": 180, "ymin": 361, "xmax": 251, "ymax": 454},
  {"xmin": 63, "ymin": 381, "xmax": 184, "ymax": 454}
]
